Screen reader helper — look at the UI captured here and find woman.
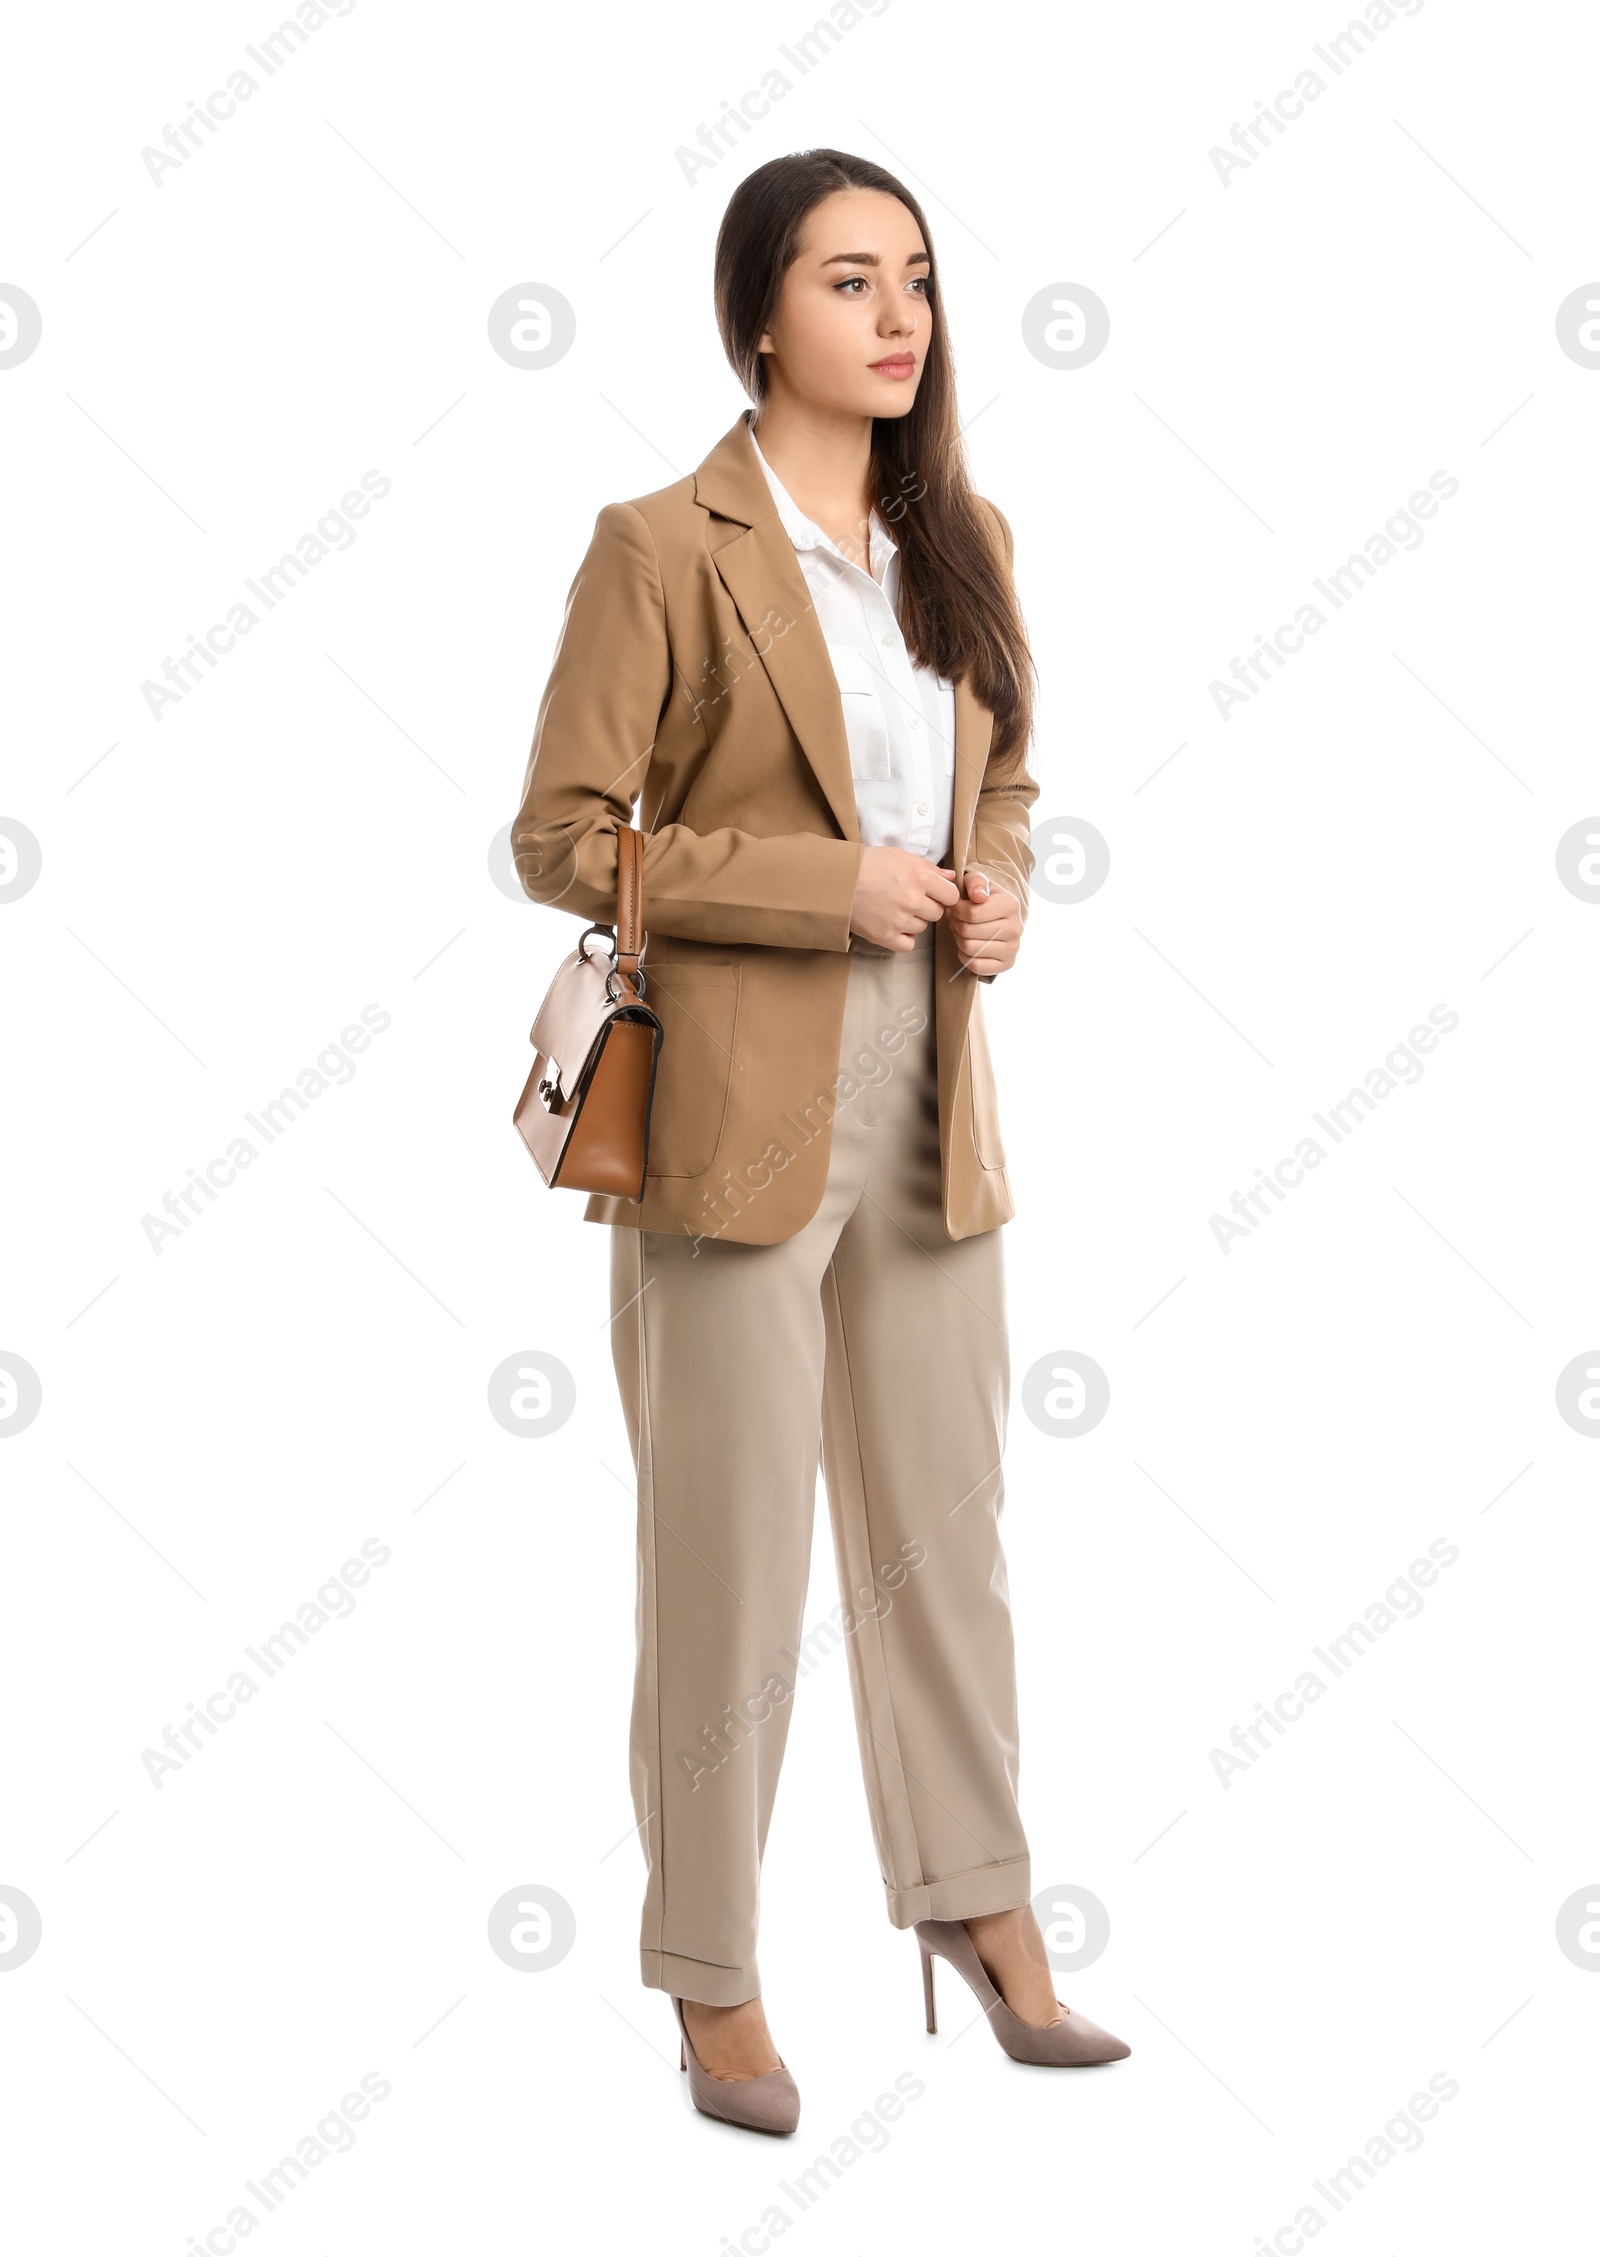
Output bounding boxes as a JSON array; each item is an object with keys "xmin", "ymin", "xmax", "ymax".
[{"xmin": 512, "ymin": 148, "xmax": 1130, "ymax": 2134}]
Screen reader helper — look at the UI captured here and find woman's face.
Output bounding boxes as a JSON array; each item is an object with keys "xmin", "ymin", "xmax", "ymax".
[{"xmin": 756, "ymin": 187, "xmax": 931, "ymax": 420}]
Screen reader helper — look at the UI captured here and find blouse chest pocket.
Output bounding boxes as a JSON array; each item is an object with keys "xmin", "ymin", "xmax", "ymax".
[{"xmin": 828, "ymin": 643, "xmax": 893, "ymax": 784}]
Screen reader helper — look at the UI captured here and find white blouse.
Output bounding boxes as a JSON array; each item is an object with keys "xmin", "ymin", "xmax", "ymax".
[{"xmin": 748, "ymin": 421, "xmax": 957, "ymax": 866}]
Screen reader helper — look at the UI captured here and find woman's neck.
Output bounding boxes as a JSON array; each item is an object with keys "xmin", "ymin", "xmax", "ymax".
[{"xmin": 750, "ymin": 400, "xmax": 875, "ymax": 567}]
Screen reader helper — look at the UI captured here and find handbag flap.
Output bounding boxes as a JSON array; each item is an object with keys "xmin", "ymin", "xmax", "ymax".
[{"xmin": 528, "ymin": 947, "xmax": 614, "ymax": 1103}]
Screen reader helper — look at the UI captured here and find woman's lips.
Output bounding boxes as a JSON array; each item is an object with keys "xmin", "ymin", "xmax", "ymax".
[{"xmin": 869, "ymin": 354, "xmax": 916, "ymax": 378}]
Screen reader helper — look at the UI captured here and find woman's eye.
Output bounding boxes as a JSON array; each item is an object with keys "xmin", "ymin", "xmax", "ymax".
[{"xmin": 836, "ymin": 276, "xmax": 868, "ymax": 293}]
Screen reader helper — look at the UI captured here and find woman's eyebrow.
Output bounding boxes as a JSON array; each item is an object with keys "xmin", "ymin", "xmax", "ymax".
[{"xmin": 817, "ymin": 249, "xmax": 931, "ymax": 268}]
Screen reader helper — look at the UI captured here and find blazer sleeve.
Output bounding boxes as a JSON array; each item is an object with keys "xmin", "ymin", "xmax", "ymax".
[
  {"xmin": 965, "ymin": 501, "xmax": 1040, "ymax": 982},
  {"xmin": 512, "ymin": 502, "xmax": 865, "ymax": 950}
]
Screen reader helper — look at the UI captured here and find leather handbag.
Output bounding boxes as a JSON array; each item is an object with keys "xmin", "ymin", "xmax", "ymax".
[{"xmin": 512, "ymin": 825, "xmax": 663, "ymax": 1199}]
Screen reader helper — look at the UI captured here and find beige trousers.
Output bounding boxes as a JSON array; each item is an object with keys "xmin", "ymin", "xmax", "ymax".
[{"xmin": 609, "ymin": 924, "xmax": 1032, "ymax": 2006}]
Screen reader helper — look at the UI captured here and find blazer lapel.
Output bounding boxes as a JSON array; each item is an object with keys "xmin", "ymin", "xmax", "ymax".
[
  {"xmin": 693, "ymin": 410, "xmax": 994, "ymax": 872},
  {"xmin": 696, "ymin": 414, "xmax": 857, "ymax": 843},
  {"xmin": 711, "ymin": 518, "xmax": 862, "ymax": 845}
]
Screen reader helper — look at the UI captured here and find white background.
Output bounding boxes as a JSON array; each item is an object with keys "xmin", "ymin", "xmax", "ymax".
[{"xmin": 3, "ymin": 0, "xmax": 1597, "ymax": 2249}]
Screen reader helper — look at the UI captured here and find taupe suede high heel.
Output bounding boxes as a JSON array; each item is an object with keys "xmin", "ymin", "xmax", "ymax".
[
  {"xmin": 671, "ymin": 1996, "xmax": 801, "ymax": 2135},
  {"xmin": 915, "ymin": 1919, "xmax": 1132, "ymax": 2065}
]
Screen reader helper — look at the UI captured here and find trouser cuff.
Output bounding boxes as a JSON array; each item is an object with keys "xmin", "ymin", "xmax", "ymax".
[
  {"xmin": 885, "ymin": 1853, "xmax": 1032, "ymax": 1929},
  {"xmin": 642, "ymin": 1946, "xmax": 761, "ymax": 2006}
]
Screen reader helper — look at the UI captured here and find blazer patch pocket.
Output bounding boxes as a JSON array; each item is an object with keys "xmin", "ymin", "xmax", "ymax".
[
  {"xmin": 643, "ymin": 963, "xmax": 741, "ymax": 1179},
  {"xmin": 829, "ymin": 643, "xmax": 892, "ymax": 783}
]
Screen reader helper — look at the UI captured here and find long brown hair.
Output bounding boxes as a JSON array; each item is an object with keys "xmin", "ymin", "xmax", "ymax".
[{"xmin": 713, "ymin": 149, "xmax": 1035, "ymax": 770}]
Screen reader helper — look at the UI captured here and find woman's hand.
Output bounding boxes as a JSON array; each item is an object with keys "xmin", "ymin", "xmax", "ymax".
[
  {"xmin": 849, "ymin": 845, "xmax": 961, "ymax": 950},
  {"xmin": 947, "ymin": 867, "xmax": 1022, "ymax": 975}
]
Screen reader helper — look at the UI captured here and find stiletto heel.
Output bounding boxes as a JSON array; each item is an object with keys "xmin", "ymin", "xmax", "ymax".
[
  {"xmin": 921, "ymin": 1936, "xmax": 938, "ymax": 2033},
  {"xmin": 912, "ymin": 1919, "xmax": 1131, "ymax": 2066},
  {"xmin": 671, "ymin": 1996, "xmax": 801, "ymax": 2135}
]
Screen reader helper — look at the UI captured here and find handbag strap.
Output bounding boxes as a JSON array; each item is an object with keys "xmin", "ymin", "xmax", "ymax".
[{"xmin": 614, "ymin": 824, "xmax": 644, "ymax": 989}]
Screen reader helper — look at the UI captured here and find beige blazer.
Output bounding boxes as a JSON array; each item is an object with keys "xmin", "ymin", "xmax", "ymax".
[{"xmin": 511, "ymin": 408, "xmax": 1039, "ymax": 1245}]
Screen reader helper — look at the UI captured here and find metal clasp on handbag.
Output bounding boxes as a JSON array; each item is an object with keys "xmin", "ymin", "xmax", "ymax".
[
  {"xmin": 579, "ymin": 921, "xmax": 648, "ymax": 1004},
  {"xmin": 536, "ymin": 1060, "xmax": 562, "ymax": 1109}
]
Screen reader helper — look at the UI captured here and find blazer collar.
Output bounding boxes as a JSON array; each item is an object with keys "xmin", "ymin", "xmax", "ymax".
[
  {"xmin": 692, "ymin": 405, "xmax": 780, "ymax": 529},
  {"xmin": 692, "ymin": 409, "xmax": 992, "ymax": 869}
]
